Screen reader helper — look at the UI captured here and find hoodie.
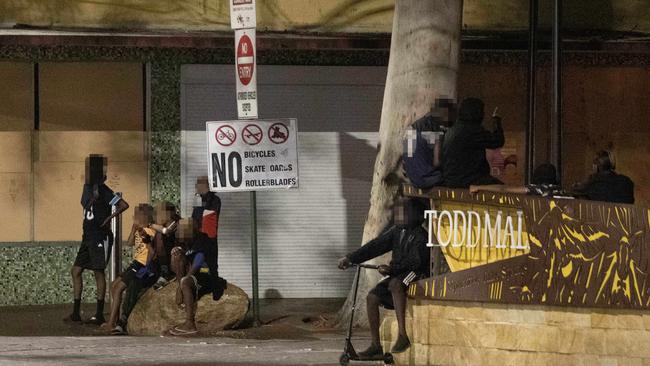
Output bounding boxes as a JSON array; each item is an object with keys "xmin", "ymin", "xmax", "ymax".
[{"xmin": 442, "ymin": 98, "xmax": 505, "ymax": 188}]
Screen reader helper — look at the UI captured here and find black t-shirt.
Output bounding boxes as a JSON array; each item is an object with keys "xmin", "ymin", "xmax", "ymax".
[
  {"xmin": 81, "ymin": 183, "xmax": 117, "ymax": 237},
  {"xmin": 578, "ymin": 171, "xmax": 635, "ymax": 204}
]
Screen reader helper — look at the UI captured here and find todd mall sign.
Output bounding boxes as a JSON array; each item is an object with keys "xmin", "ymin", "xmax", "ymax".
[{"xmin": 405, "ymin": 185, "xmax": 650, "ymax": 309}]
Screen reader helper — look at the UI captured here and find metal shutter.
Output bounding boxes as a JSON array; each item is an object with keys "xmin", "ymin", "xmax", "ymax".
[{"xmin": 181, "ymin": 65, "xmax": 386, "ymax": 298}]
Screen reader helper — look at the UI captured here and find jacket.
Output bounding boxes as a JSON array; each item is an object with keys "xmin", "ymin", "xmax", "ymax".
[{"xmin": 347, "ymin": 225, "xmax": 430, "ymax": 277}]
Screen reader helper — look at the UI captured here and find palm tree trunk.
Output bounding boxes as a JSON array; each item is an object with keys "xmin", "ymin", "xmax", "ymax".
[{"xmin": 336, "ymin": 0, "xmax": 463, "ymax": 327}]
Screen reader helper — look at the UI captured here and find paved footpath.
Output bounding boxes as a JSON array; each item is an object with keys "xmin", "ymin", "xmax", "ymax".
[{"xmin": 0, "ymin": 333, "xmax": 374, "ymax": 366}]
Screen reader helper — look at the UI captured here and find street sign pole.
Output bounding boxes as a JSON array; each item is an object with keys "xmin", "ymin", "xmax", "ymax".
[
  {"xmin": 230, "ymin": 0, "xmax": 260, "ymax": 327},
  {"xmin": 250, "ymin": 190, "xmax": 260, "ymax": 327}
]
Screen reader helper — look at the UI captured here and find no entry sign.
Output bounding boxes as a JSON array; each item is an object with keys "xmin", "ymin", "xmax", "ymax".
[
  {"xmin": 235, "ymin": 29, "xmax": 258, "ymax": 119},
  {"xmin": 206, "ymin": 119, "xmax": 299, "ymax": 192}
]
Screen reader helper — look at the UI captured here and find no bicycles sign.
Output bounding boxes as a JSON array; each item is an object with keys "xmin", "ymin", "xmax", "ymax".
[{"xmin": 206, "ymin": 119, "xmax": 299, "ymax": 192}]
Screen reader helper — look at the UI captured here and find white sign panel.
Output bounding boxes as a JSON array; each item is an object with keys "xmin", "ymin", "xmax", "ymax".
[
  {"xmin": 206, "ymin": 119, "xmax": 299, "ymax": 192},
  {"xmin": 229, "ymin": 0, "xmax": 256, "ymax": 29},
  {"xmin": 235, "ymin": 28, "xmax": 258, "ymax": 119}
]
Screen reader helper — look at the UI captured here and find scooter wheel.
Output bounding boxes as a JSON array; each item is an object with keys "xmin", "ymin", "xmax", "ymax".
[
  {"xmin": 339, "ymin": 353, "xmax": 350, "ymax": 366},
  {"xmin": 383, "ymin": 353, "xmax": 395, "ymax": 364}
]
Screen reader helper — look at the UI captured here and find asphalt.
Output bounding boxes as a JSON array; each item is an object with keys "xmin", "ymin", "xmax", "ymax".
[{"xmin": 0, "ymin": 299, "xmax": 377, "ymax": 366}]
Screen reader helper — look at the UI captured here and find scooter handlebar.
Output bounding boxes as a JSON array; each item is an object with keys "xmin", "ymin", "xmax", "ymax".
[{"xmin": 353, "ymin": 263, "xmax": 379, "ymax": 270}]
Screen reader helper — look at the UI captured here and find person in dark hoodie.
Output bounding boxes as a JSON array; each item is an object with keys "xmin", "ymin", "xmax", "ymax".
[
  {"xmin": 337, "ymin": 197, "xmax": 429, "ymax": 359},
  {"xmin": 442, "ymin": 97, "xmax": 505, "ymax": 188},
  {"xmin": 572, "ymin": 150, "xmax": 634, "ymax": 204}
]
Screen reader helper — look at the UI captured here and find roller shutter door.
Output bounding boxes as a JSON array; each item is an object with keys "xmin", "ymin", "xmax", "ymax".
[{"xmin": 181, "ymin": 64, "xmax": 386, "ymax": 298}]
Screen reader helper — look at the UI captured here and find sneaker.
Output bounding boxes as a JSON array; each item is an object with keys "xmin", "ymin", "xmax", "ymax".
[
  {"xmin": 110, "ymin": 325, "xmax": 127, "ymax": 335},
  {"xmin": 390, "ymin": 334, "xmax": 411, "ymax": 353},
  {"xmin": 357, "ymin": 343, "xmax": 384, "ymax": 360},
  {"xmin": 84, "ymin": 315, "xmax": 106, "ymax": 326},
  {"xmin": 153, "ymin": 276, "xmax": 169, "ymax": 291}
]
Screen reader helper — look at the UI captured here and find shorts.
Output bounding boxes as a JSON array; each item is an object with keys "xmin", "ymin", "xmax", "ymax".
[
  {"xmin": 369, "ymin": 271, "xmax": 418, "ymax": 310},
  {"xmin": 74, "ymin": 235, "xmax": 111, "ymax": 271},
  {"xmin": 187, "ymin": 271, "xmax": 214, "ymax": 300},
  {"xmin": 120, "ymin": 261, "xmax": 156, "ymax": 288}
]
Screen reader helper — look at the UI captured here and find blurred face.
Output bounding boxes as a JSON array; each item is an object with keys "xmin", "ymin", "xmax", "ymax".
[
  {"xmin": 176, "ymin": 219, "xmax": 194, "ymax": 244},
  {"xmin": 154, "ymin": 203, "xmax": 174, "ymax": 225},
  {"xmin": 133, "ymin": 204, "xmax": 151, "ymax": 227},
  {"xmin": 195, "ymin": 176, "xmax": 210, "ymax": 196},
  {"xmin": 394, "ymin": 202, "xmax": 406, "ymax": 226},
  {"xmin": 84, "ymin": 155, "xmax": 107, "ymax": 184}
]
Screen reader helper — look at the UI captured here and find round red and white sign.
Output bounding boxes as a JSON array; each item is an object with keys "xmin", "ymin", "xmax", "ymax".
[{"xmin": 236, "ymin": 34, "xmax": 254, "ymax": 86}]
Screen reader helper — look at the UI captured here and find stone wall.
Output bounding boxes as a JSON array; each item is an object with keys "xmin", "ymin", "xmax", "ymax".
[{"xmin": 381, "ymin": 300, "xmax": 650, "ymax": 365}]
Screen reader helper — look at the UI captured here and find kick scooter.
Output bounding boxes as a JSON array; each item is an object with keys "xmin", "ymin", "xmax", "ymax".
[{"xmin": 339, "ymin": 263, "xmax": 394, "ymax": 366}]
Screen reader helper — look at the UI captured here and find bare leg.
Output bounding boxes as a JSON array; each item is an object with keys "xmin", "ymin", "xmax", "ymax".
[
  {"xmin": 176, "ymin": 277, "xmax": 198, "ymax": 332},
  {"xmin": 106, "ymin": 279, "xmax": 126, "ymax": 328},
  {"xmin": 94, "ymin": 270, "xmax": 106, "ymax": 301},
  {"xmin": 367, "ymin": 293, "xmax": 382, "ymax": 347},
  {"xmin": 388, "ymin": 278, "xmax": 408, "ymax": 338},
  {"xmin": 71, "ymin": 266, "xmax": 83, "ymax": 300}
]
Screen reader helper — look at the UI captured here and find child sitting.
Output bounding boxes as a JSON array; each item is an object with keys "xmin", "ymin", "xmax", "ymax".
[
  {"xmin": 168, "ymin": 218, "xmax": 218, "ymax": 336},
  {"xmin": 101, "ymin": 203, "xmax": 157, "ymax": 335},
  {"xmin": 150, "ymin": 201, "xmax": 180, "ymax": 290}
]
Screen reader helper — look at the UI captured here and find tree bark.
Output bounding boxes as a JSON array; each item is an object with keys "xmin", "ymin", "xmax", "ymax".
[{"xmin": 336, "ymin": 0, "xmax": 462, "ymax": 328}]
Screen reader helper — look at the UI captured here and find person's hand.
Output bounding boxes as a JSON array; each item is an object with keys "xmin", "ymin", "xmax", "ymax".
[
  {"xmin": 492, "ymin": 107, "xmax": 499, "ymax": 118},
  {"xmin": 338, "ymin": 257, "xmax": 351, "ymax": 270},
  {"xmin": 469, "ymin": 185, "xmax": 480, "ymax": 194},
  {"xmin": 100, "ymin": 218, "xmax": 111, "ymax": 228},
  {"xmin": 171, "ymin": 246, "xmax": 183, "ymax": 257},
  {"xmin": 377, "ymin": 265, "xmax": 391, "ymax": 276}
]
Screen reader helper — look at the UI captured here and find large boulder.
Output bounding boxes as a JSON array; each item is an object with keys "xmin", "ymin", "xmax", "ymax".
[{"xmin": 127, "ymin": 281, "xmax": 249, "ymax": 335}]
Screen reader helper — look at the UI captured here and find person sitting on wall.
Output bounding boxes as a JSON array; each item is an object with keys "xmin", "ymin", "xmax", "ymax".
[
  {"xmin": 441, "ymin": 97, "xmax": 505, "ymax": 188},
  {"xmin": 337, "ymin": 197, "xmax": 430, "ymax": 359},
  {"xmin": 150, "ymin": 201, "xmax": 181, "ymax": 290},
  {"xmin": 572, "ymin": 150, "xmax": 635, "ymax": 204},
  {"xmin": 402, "ymin": 98, "xmax": 456, "ymax": 189},
  {"xmin": 469, "ymin": 163, "xmax": 569, "ymax": 198},
  {"xmin": 168, "ymin": 218, "xmax": 216, "ymax": 336},
  {"xmin": 65, "ymin": 154, "xmax": 129, "ymax": 325},
  {"xmin": 192, "ymin": 176, "xmax": 227, "ymax": 301},
  {"xmin": 101, "ymin": 203, "xmax": 157, "ymax": 335}
]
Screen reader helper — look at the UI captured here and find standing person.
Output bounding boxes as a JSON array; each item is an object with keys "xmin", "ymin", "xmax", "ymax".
[
  {"xmin": 402, "ymin": 98, "xmax": 455, "ymax": 189},
  {"xmin": 337, "ymin": 198, "xmax": 429, "ymax": 359},
  {"xmin": 573, "ymin": 150, "xmax": 635, "ymax": 204},
  {"xmin": 66, "ymin": 154, "xmax": 129, "ymax": 324},
  {"xmin": 192, "ymin": 176, "xmax": 227, "ymax": 301},
  {"xmin": 442, "ymin": 97, "xmax": 505, "ymax": 188}
]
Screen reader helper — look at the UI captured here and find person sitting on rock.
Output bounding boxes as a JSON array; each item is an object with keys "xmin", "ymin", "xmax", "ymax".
[
  {"xmin": 337, "ymin": 197, "xmax": 430, "ymax": 359},
  {"xmin": 150, "ymin": 201, "xmax": 180, "ymax": 290},
  {"xmin": 101, "ymin": 203, "xmax": 157, "ymax": 335},
  {"xmin": 168, "ymin": 218, "xmax": 216, "ymax": 336}
]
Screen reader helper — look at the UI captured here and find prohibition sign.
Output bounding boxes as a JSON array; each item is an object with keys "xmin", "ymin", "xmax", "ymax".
[
  {"xmin": 242, "ymin": 124, "xmax": 263, "ymax": 145},
  {"xmin": 268, "ymin": 123, "xmax": 289, "ymax": 144},
  {"xmin": 215, "ymin": 125, "xmax": 236, "ymax": 146}
]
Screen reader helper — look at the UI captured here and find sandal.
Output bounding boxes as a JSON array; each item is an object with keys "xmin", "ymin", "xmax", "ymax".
[{"xmin": 169, "ymin": 326, "xmax": 198, "ymax": 336}]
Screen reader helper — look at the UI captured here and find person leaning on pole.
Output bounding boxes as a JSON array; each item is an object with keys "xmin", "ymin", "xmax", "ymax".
[
  {"xmin": 337, "ymin": 197, "xmax": 430, "ymax": 359},
  {"xmin": 65, "ymin": 154, "xmax": 129, "ymax": 324}
]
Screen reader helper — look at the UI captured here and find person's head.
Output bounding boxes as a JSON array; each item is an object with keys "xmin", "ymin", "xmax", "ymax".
[
  {"xmin": 153, "ymin": 201, "xmax": 179, "ymax": 225},
  {"xmin": 85, "ymin": 154, "xmax": 107, "ymax": 185},
  {"xmin": 431, "ymin": 97, "xmax": 457, "ymax": 127},
  {"xmin": 393, "ymin": 197, "xmax": 427, "ymax": 228},
  {"xmin": 532, "ymin": 164, "xmax": 558, "ymax": 185},
  {"xmin": 175, "ymin": 218, "xmax": 195, "ymax": 246},
  {"xmin": 195, "ymin": 176, "xmax": 210, "ymax": 196},
  {"xmin": 593, "ymin": 150, "xmax": 615, "ymax": 173},
  {"xmin": 133, "ymin": 203, "xmax": 154, "ymax": 227},
  {"xmin": 457, "ymin": 97, "xmax": 485, "ymax": 124}
]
